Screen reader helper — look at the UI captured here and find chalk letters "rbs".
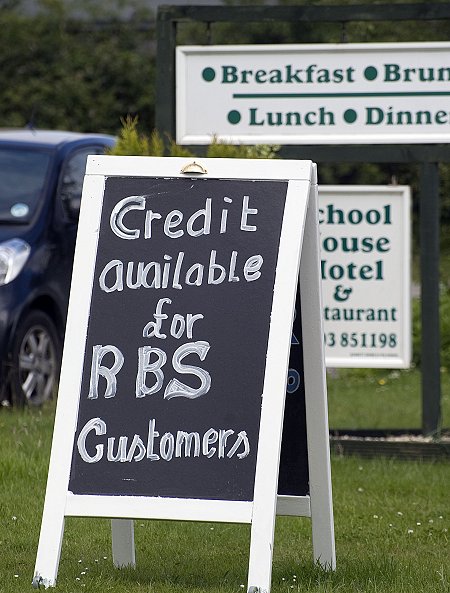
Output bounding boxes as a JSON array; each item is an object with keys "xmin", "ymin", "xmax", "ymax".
[{"xmin": 87, "ymin": 341, "xmax": 211, "ymax": 401}]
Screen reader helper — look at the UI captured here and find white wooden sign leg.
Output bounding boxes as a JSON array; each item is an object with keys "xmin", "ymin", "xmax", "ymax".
[
  {"xmin": 32, "ymin": 506, "xmax": 64, "ymax": 589},
  {"xmin": 247, "ymin": 404, "xmax": 282, "ymax": 593},
  {"xmin": 33, "ymin": 173, "xmax": 106, "ymax": 588},
  {"xmin": 111, "ymin": 519, "xmax": 136, "ymax": 568},
  {"xmin": 247, "ymin": 505, "xmax": 277, "ymax": 593},
  {"xmin": 247, "ymin": 180, "xmax": 309, "ymax": 593},
  {"xmin": 32, "ymin": 481, "xmax": 66, "ymax": 588},
  {"xmin": 300, "ymin": 180, "xmax": 336, "ymax": 570}
]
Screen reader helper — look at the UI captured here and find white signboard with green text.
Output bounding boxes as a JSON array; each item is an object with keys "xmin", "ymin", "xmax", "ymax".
[
  {"xmin": 176, "ymin": 43, "xmax": 450, "ymax": 145},
  {"xmin": 319, "ymin": 186, "xmax": 411, "ymax": 368}
]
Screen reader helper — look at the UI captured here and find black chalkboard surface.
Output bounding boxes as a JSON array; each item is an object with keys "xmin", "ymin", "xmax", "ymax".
[
  {"xmin": 69, "ymin": 176, "xmax": 288, "ymax": 501},
  {"xmin": 278, "ymin": 297, "xmax": 309, "ymax": 497}
]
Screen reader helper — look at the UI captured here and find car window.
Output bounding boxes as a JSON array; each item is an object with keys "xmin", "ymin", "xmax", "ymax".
[
  {"xmin": 60, "ymin": 147, "xmax": 104, "ymax": 219},
  {"xmin": 0, "ymin": 148, "xmax": 51, "ymax": 223}
]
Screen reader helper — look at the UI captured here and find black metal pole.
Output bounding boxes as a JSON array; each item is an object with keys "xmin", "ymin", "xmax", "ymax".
[
  {"xmin": 420, "ymin": 162, "xmax": 441, "ymax": 436},
  {"xmin": 155, "ymin": 8, "xmax": 177, "ymax": 139}
]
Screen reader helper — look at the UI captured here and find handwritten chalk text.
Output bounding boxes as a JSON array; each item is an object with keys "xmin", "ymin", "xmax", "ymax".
[
  {"xmin": 99, "ymin": 250, "xmax": 264, "ymax": 292},
  {"xmin": 77, "ymin": 417, "xmax": 250, "ymax": 463},
  {"xmin": 110, "ymin": 195, "xmax": 258, "ymax": 240}
]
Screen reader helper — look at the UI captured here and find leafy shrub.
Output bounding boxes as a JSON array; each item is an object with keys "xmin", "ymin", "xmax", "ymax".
[{"xmin": 108, "ymin": 116, "xmax": 279, "ymax": 159}]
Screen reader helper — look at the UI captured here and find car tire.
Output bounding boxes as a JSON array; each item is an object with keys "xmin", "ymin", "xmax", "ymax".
[{"xmin": 11, "ymin": 310, "xmax": 61, "ymax": 406}]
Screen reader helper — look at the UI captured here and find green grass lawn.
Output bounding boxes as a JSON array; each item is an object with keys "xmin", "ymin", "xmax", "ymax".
[
  {"xmin": 327, "ymin": 368, "xmax": 450, "ymax": 431},
  {"xmin": 0, "ymin": 400, "xmax": 448, "ymax": 593}
]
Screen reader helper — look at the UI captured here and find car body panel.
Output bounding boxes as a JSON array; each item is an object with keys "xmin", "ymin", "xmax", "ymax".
[{"xmin": 0, "ymin": 129, "xmax": 115, "ymax": 401}]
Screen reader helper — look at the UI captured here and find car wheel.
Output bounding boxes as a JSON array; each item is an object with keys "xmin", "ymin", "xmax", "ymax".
[{"xmin": 11, "ymin": 311, "xmax": 61, "ymax": 406}]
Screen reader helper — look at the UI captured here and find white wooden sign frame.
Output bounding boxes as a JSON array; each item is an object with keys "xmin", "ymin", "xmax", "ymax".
[{"xmin": 33, "ymin": 156, "xmax": 335, "ymax": 592}]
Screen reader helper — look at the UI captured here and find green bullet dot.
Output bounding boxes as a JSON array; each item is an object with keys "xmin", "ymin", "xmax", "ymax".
[
  {"xmin": 364, "ymin": 66, "xmax": 378, "ymax": 81},
  {"xmin": 202, "ymin": 67, "xmax": 216, "ymax": 82},
  {"xmin": 343, "ymin": 109, "xmax": 357, "ymax": 124},
  {"xmin": 228, "ymin": 110, "xmax": 241, "ymax": 125}
]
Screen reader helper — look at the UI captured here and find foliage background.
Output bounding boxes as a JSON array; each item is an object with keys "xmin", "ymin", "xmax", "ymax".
[{"xmin": 0, "ymin": 0, "xmax": 155, "ymax": 133}]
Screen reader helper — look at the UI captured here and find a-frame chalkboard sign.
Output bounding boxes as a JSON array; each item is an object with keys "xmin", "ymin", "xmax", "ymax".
[{"xmin": 33, "ymin": 156, "xmax": 335, "ymax": 592}]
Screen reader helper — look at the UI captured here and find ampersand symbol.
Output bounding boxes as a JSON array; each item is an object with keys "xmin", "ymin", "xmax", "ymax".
[{"xmin": 333, "ymin": 285, "xmax": 352, "ymax": 302}]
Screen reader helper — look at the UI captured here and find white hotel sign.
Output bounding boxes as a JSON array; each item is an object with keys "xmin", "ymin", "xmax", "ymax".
[
  {"xmin": 319, "ymin": 186, "xmax": 411, "ymax": 369},
  {"xmin": 176, "ymin": 42, "xmax": 450, "ymax": 145}
]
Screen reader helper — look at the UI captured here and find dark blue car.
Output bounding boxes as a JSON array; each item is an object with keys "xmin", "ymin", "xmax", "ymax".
[{"xmin": 0, "ymin": 129, "xmax": 115, "ymax": 406}]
